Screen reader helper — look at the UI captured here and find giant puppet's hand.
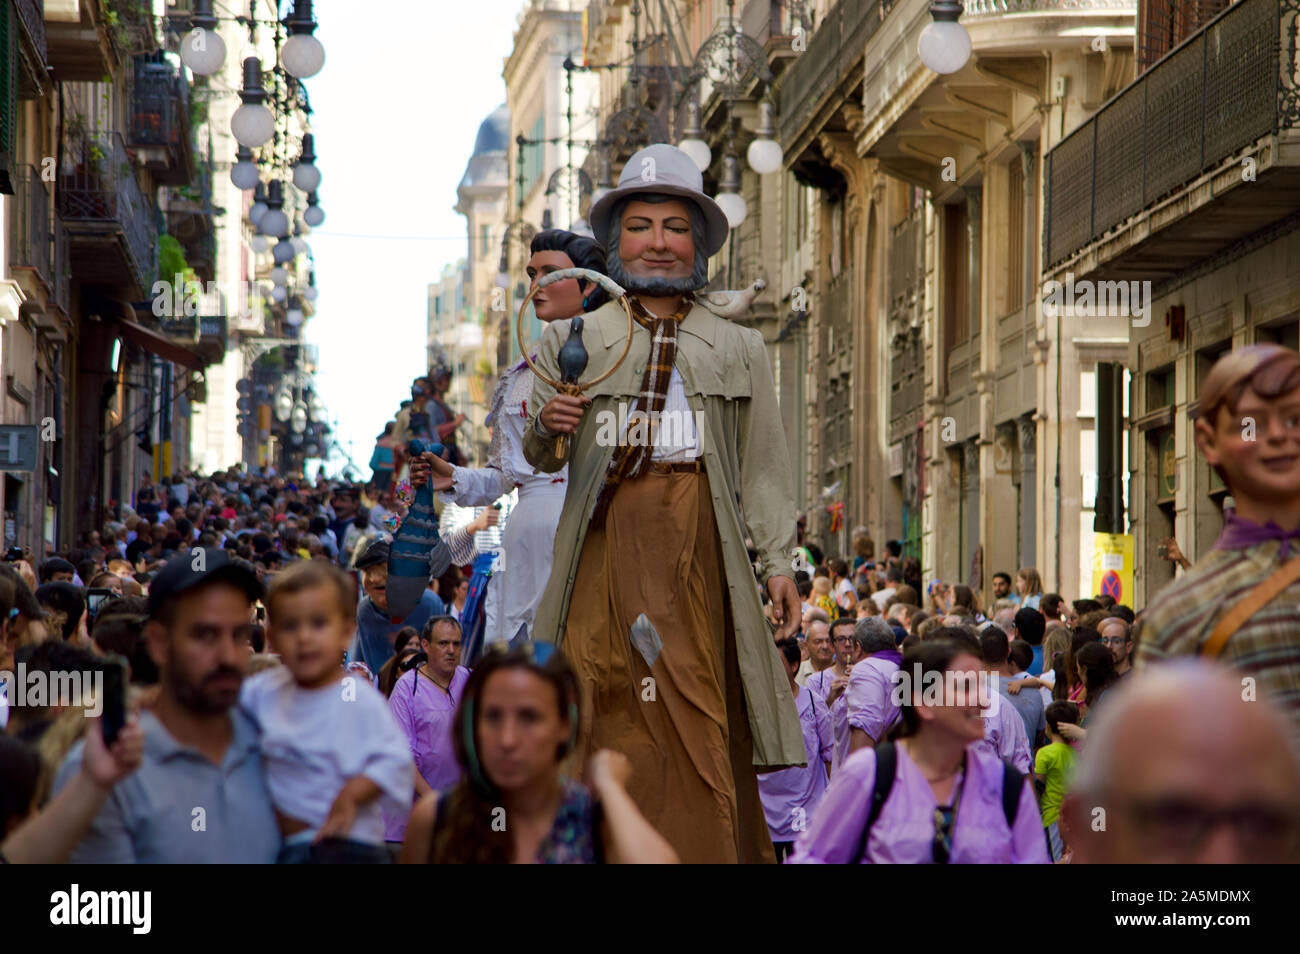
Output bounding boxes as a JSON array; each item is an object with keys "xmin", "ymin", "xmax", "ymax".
[
  {"xmin": 767, "ymin": 575, "xmax": 801, "ymax": 642},
  {"xmin": 538, "ymin": 393, "xmax": 591, "ymax": 434}
]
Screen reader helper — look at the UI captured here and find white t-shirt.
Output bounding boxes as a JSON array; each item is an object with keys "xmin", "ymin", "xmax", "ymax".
[
  {"xmin": 1035, "ymin": 668, "xmax": 1056, "ymax": 708},
  {"xmin": 239, "ymin": 666, "xmax": 414, "ymax": 845}
]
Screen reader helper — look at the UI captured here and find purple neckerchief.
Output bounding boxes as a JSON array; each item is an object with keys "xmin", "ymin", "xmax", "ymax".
[
  {"xmin": 1213, "ymin": 511, "xmax": 1300, "ymax": 559},
  {"xmin": 871, "ymin": 649, "xmax": 904, "ymax": 665}
]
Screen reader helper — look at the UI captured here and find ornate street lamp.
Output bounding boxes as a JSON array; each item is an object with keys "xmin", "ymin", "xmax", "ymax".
[
  {"xmin": 292, "ymin": 133, "xmax": 321, "ymax": 193},
  {"xmin": 231, "ymin": 58, "xmax": 275, "ymax": 148},
  {"xmin": 281, "ymin": 0, "xmax": 326, "ymax": 79},
  {"xmin": 179, "ymin": 0, "xmax": 226, "ymax": 76},
  {"xmin": 918, "ymin": 1, "xmax": 972, "ymax": 75}
]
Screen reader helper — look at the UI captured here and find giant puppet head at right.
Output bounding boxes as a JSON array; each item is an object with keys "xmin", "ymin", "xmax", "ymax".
[{"xmin": 1194, "ymin": 344, "xmax": 1300, "ymax": 529}]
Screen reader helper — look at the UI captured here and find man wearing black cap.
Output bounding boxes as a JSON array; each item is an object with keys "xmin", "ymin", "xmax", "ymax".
[
  {"xmin": 53, "ymin": 548, "xmax": 281, "ymax": 862},
  {"xmin": 351, "ymin": 539, "xmax": 446, "ymax": 673}
]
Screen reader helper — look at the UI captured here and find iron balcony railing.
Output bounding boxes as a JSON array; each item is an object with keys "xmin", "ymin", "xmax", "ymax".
[
  {"xmin": 130, "ymin": 55, "xmax": 188, "ymax": 150},
  {"xmin": 9, "ymin": 163, "xmax": 50, "ymax": 283},
  {"xmin": 57, "ymin": 131, "xmax": 158, "ymax": 291},
  {"xmin": 13, "ymin": 0, "xmax": 46, "ymax": 67},
  {"xmin": 964, "ymin": 0, "xmax": 1134, "ymax": 16},
  {"xmin": 778, "ymin": 0, "xmax": 893, "ymax": 146},
  {"xmin": 1043, "ymin": 0, "xmax": 1284, "ymax": 267}
]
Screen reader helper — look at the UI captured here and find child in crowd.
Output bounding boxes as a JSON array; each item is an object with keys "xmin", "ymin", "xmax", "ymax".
[
  {"xmin": 810, "ymin": 575, "xmax": 838, "ymax": 619},
  {"xmin": 240, "ymin": 561, "xmax": 414, "ymax": 863},
  {"xmin": 1035, "ymin": 701, "xmax": 1079, "ymax": 862}
]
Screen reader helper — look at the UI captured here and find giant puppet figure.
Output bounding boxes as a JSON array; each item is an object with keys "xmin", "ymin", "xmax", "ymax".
[
  {"xmin": 523, "ymin": 143, "xmax": 805, "ymax": 864},
  {"xmin": 1136, "ymin": 344, "xmax": 1300, "ymax": 737}
]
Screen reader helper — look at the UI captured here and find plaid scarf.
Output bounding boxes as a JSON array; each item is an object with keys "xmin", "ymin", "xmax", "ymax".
[{"xmin": 590, "ymin": 293, "xmax": 694, "ymax": 528}]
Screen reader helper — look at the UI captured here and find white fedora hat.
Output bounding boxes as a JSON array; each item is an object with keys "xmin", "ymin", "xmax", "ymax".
[{"xmin": 588, "ymin": 143, "xmax": 730, "ymax": 257}]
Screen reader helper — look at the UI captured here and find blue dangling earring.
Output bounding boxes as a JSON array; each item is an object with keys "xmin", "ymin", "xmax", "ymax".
[{"xmin": 582, "ymin": 295, "xmax": 590, "ymax": 310}]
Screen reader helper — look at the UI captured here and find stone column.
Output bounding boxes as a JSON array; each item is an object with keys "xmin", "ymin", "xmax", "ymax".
[
  {"xmin": 963, "ymin": 440, "xmax": 981, "ymax": 588},
  {"xmin": 1020, "ymin": 414, "xmax": 1038, "ymax": 568}
]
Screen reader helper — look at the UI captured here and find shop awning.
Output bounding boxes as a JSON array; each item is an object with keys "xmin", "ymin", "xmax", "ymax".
[{"xmin": 114, "ymin": 302, "xmax": 206, "ymax": 371}]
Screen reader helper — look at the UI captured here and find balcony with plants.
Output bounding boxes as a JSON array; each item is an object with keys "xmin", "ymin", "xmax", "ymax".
[{"xmin": 57, "ymin": 117, "xmax": 158, "ymax": 297}]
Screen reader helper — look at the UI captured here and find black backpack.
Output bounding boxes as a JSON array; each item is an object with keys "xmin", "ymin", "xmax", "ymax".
[{"xmin": 852, "ymin": 740, "xmax": 1023, "ymax": 863}]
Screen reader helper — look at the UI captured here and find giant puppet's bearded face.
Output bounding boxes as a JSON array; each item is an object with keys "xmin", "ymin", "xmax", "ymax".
[{"xmin": 604, "ymin": 195, "xmax": 709, "ymax": 298}]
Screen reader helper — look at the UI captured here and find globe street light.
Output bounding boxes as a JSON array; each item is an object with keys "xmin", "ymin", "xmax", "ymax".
[
  {"xmin": 281, "ymin": 0, "xmax": 326, "ymax": 79},
  {"xmin": 180, "ymin": 0, "xmax": 226, "ymax": 76},
  {"xmin": 249, "ymin": 181, "xmax": 268, "ymax": 226},
  {"xmin": 304, "ymin": 191, "xmax": 325, "ymax": 227},
  {"xmin": 231, "ymin": 145, "xmax": 260, "ymax": 190},
  {"xmin": 677, "ymin": 97, "xmax": 712, "ymax": 173},
  {"xmin": 918, "ymin": 1, "xmax": 972, "ymax": 75},
  {"xmin": 714, "ymin": 154, "xmax": 748, "ymax": 228},
  {"xmin": 746, "ymin": 101, "xmax": 783, "ymax": 175},
  {"xmin": 292, "ymin": 133, "xmax": 321, "ymax": 193},
  {"xmin": 259, "ymin": 180, "xmax": 290, "ymax": 238},
  {"xmin": 231, "ymin": 58, "xmax": 275, "ymax": 147}
]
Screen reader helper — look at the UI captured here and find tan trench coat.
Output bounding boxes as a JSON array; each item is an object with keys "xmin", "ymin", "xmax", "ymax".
[{"xmin": 523, "ymin": 299, "xmax": 806, "ymax": 770}]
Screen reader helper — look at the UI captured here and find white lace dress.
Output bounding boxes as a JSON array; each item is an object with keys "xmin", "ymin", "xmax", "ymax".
[{"xmin": 441, "ymin": 358, "xmax": 567, "ymax": 644}]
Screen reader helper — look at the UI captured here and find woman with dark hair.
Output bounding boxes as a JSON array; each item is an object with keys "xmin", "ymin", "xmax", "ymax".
[
  {"xmin": 1073, "ymin": 641, "xmax": 1118, "ymax": 722},
  {"xmin": 790, "ymin": 635, "xmax": 1049, "ymax": 864},
  {"xmin": 1052, "ymin": 640, "xmax": 1118, "ymax": 747},
  {"xmin": 1063, "ymin": 628, "xmax": 1101, "ymax": 705},
  {"xmin": 411, "ymin": 230, "xmax": 610, "ymax": 650},
  {"xmin": 400, "ymin": 646, "xmax": 676, "ymax": 864}
]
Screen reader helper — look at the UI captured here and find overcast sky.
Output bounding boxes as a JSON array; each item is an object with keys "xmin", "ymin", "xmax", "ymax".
[{"xmin": 301, "ymin": 0, "xmax": 522, "ymax": 476}]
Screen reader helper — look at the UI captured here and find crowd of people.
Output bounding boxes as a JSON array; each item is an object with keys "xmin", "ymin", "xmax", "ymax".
[{"xmin": 1, "ymin": 143, "xmax": 1298, "ymax": 865}]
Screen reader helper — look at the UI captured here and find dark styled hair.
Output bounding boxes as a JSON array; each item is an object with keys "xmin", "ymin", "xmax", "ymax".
[
  {"xmin": 1076, "ymin": 641, "xmax": 1118, "ymax": 708},
  {"xmin": 35, "ymin": 582, "xmax": 85, "ymax": 641},
  {"xmin": 529, "ymin": 229, "xmax": 611, "ymax": 311},
  {"xmin": 1065, "ymin": 627, "xmax": 1102, "ymax": 692},
  {"xmin": 1014, "ymin": 607, "xmax": 1046, "ymax": 646},
  {"xmin": 1044, "ymin": 700, "xmax": 1080, "ymax": 736},
  {"xmin": 980, "ymin": 628, "xmax": 1010, "ymax": 666},
  {"xmin": 430, "ymin": 647, "xmax": 579, "ymax": 864},
  {"xmin": 1007, "ymin": 640, "xmax": 1034, "ymax": 673}
]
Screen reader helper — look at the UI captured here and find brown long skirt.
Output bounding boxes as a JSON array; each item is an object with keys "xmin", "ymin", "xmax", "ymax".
[{"xmin": 564, "ymin": 470, "xmax": 774, "ymax": 864}]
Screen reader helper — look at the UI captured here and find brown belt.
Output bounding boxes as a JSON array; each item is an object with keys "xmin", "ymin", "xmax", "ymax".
[{"xmin": 646, "ymin": 459, "xmax": 703, "ymax": 475}]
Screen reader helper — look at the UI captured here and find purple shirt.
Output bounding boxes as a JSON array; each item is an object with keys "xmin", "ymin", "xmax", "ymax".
[
  {"xmin": 789, "ymin": 742, "xmax": 1049, "ymax": 864},
  {"xmin": 385, "ymin": 665, "xmax": 471, "ymax": 840},
  {"xmin": 846, "ymin": 654, "xmax": 901, "ymax": 742},
  {"xmin": 978, "ymin": 695, "xmax": 1033, "ymax": 775},
  {"xmin": 757, "ymin": 686, "xmax": 834, "ymax": 840},
  {"xmin": 805, "ymin": 668, "xmax": 851, "ymax": 768}
]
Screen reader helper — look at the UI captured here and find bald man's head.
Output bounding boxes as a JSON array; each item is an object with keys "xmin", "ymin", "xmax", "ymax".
[{"xmin": 1062, "ymin": 661, "xmax": 1300, "ymax": 863}]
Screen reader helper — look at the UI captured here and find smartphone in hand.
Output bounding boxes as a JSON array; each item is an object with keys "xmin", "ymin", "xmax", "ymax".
[{"xmin": 100, "ymin": 654, "xmax": 128, "ymax": 747}]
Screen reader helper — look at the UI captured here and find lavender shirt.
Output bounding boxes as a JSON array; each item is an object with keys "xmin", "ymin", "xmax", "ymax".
[
  {"xmin": 846, "ymin": 655, "xmax": 901, "ymax": 742},
  {"xmin": 978, "ymin": 695, "xmax": 1033, "ymax": 775},
  {"xmin": 788, "ymin": 743, "xmax": 1050, "ymax": 864},
  {"xmin": 757, "ymin": 686, "xmax": 834, "ymax": 840},
  {"xmin": 386, "ymin": 665, "xmax": 471, "ymax": 840},
  {"xmin": 806, "ymin": 668, "xmax": 851, "ymax": 768}
]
